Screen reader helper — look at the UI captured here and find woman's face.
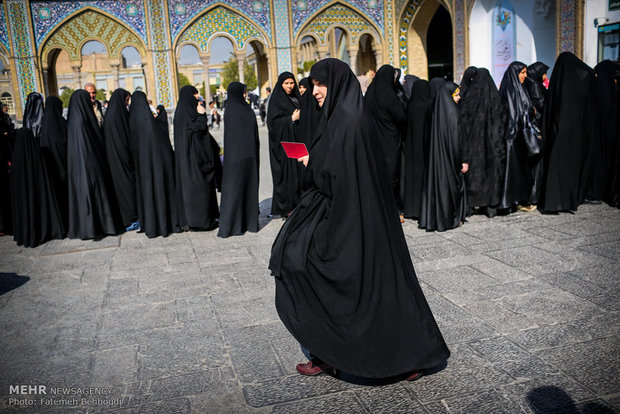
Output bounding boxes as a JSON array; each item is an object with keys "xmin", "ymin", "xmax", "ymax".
[
  {"xmin": 282, "ymin": 78, "xmax": 295, "ymax": 95},
  {"xmin": 298, "ymin": 84, "xmax": 307, "ymax": 95},
  {"xmin": 312, "ymin": 79, "xmax": 327, "ymax": 107},
  {"xmin": 518, "ymin": 67, "xmax": 527, "ymax": 84}
]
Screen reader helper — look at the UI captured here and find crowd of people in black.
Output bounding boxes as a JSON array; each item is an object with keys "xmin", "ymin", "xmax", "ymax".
[
  {"xmin": 266, "ymin": 52, "xmax": 620, "ymax": 233},
  {"xmin": 0, "ymin": 81, "xmax": 260, "ymax": 247}
]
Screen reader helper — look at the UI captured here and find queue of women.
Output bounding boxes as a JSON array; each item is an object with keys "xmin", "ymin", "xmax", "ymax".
[{"xmin": 0, "ymin": 81, "xmax": 260, "ymax": 247}]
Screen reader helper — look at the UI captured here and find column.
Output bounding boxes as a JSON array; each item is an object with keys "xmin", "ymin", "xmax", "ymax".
[
  {"xmin": 110, "ymin": 62, "xmax": 120, "ymax": 90},
  {"xmin": 71, "ymin": 63, "xmax": 82, "ymax": 89},
  {"xmin": 236, "ymin": 51, "xmax": 246, "ymax": 84},
  {"xmin": 348, "ymin": 46, "xmax": 359, "ymax": 74},
  {"xmin": 200, "ymin": 54, "xmax": 211, "ymax": 102},
  {"xmin": 317, "ymin": 45, "xmax": 329, "ymax": 60}
]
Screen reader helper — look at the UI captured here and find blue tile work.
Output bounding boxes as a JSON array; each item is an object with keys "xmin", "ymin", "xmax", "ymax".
[
  {"xmin": 168, "ymin": 0, "xmax": 270, "ymax": 40},
  {"xmin": 301, "ymin": 4, "xmax": 378, "ymax": 44},
  {"xmin": 146, "ymin": 0, "xmax": 175, "ymax": 108},
  {"xmin": 0, "ymin": 3, "xmax": 9, "ymax": 52},
  {"xmin": 292, "ymin": 0, "xmax": 384, "ymax": 33},
  {"xmin": 6, "ymin": 0, "xmax": 39, "ymax": 111},
  {"xmin": 274, "ymin": 0, "xmax": 293, "ymax": 74},
  {"xmin": 30, "ymin": 0, "xmax": 147, "ymax": 46}
]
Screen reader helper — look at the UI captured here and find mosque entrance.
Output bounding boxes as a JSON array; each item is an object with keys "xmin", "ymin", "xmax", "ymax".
[{"xmin": 426, "ymin": 5, "xmax": 453, "ymax": 80}]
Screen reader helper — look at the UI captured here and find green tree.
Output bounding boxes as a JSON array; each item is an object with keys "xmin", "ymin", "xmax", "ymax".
[
  {"xmin": 177, "ymin": 72, "xmax": 191, "ymax": 90},
  {"xmin": 96, "ymin": 89, "xmax": 106, "ymax": 102},
  {"xmin": 60, "ymin": 88, "xmax": 74, "ymax": 108},
  {"xmin": 220, "ymin": 55, "xmax": 258, "ymax": 91}
]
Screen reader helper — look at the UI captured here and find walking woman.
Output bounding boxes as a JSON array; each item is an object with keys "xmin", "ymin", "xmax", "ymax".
[{"xmin": 269, "ymin": 58, "xmax": 449, "ymax": 380}]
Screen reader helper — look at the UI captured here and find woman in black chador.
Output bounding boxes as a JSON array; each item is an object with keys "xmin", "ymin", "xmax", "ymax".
[
  {"xmin": 67, "ymin": 89, "xmax": 121, "ymax": 240},
  {"xmin": 540, "ymin": 52, "xmax": 597, "ymax": 212},
  {"xmin": 498, "ymin": 61, "xmax": 538, "ymax": 212},
  {"xmin": 174, "ymin": 85, "xmax": 219, "ymax": 230},
  {"xmin": 129, "ymin": 91, "xmax": 179, "ymax": 238},
  {"xmin": 0, "ymin": 103, "xmax": 14, "ymax": 235},
  {"xmin": 10, "ymin": 127, "xmax": 64, "ymax": 247},
  {"xmin": 103, "ymin": 88, "xmax": 138, "ymax": 230},
  {"xmin": 419, "ymin": 82, "xmax": 468, "ymax": 232},
  {"xmin": 217, "ymin": 82, "xmax": 259, "ymax": 238},
  {"xmin": 23, "ymin": 92, "xmax": 44, "ymax": 139},
  {"xmin": 155, "ymin": 104, "xmax": 169, "ymax": 135},
  {"xmin": 402, "ymin": 80, "xmax": 432, "ymax": 219},
  {"xmin": 595, "ymin": 60, "xmax": 620, "ymax": 208},
  {"xmin": 458, "ymin": 67, "xmax": 507, "ymax": 215},
  {"xmin": 267, "ymin": 72, "xmax": 300, "ymax": 217},
  {"xmin": 269, "ymin": 58, "xmax": 449, "ymax": 380},
  {"xmin": 39, "ymin": 95, "xmax": 68, "ymax": 227},
  {"xmin": 364, "ymin": 64, "xmax": 407, "ymax": 207},
  {"xmin": 295, "ymin": 77, "xmax": 320, "ymax": 147}
]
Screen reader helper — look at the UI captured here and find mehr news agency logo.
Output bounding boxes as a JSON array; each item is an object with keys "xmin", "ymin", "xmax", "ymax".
[{"xmin": 7, "ymin": 384, "xmax": 122, "ymax": 407}]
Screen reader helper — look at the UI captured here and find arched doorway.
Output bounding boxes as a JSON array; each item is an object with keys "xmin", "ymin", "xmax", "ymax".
[
  {"xmin": 297, "ymin": 35, "xmax": 319, "ymax": 77},
  {"xmin": 357, "ymin": 33, "xmax": 377, "ymax": 76},
  {"xmin": 119, "ymin": 46, "xmax": 145, "ymax": 93},
  {"xmin": 427, "ymin": 6, "xmax": 453, "ymax": 80},
  {"xmin": 327, "ymin": 27, "xmax": 350, "ymax": 65},
  {"xmin": 404, "ymin": 0, "xmax": 453, "ymax": 80}
]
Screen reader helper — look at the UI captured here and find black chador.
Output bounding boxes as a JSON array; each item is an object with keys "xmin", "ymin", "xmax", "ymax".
[
  {"xmin": 129, "ymin": 91, "xmax": 179, "ymax": 238},
  {"xmin": 155, "ymin": 104, "xmax": 169, "ymax": 136},
  {"xmin": 595, "ymin": 60, "xmax": 620, "ymax": 208},
  {"xmin": 270, "ymin": 59, "xmax": 449, "ymax": 378},
  {"xmin": 217, "ymin": 82, "xmax": 259, "ymax": 238},
  {"xmin": 23, "ymin": 92, "xmax": 44, "ymax": 139},
  {"xmin": 10, "ymin": 128, "xmax": 64, "ymax": 247},
  {"xmin": 0, "ymin": 104, "xmax": 14, "ymax": 234},
  {"xmin": 364, "ymin": 64, "xmax": 407, "ymax": 207},
  {"xmin": 540, "ymin": 52, "xmax": 597, "ymax": 212},
  {"xmin": 498, "ymin": 61, "xmax": 537, "ymax": 209},
  {"xmin": 402, "ymin": 80, "xmax": 432, "ymax": 219},
  {"xmin": 103, "ymin": 88, "xmax": 137, "ymax": 228},
  {"xmin": 295, "ymin": 77, "xmax": 320, "ymax": 147},
  {"xmin": 173, "ymin": 85, "xmax": 219, "ymax": 230},
  {"xmin": 267, "ymin": 72, "xmax": 300, "ymax": 217},
  {"xmin": 39, "ymin": 95, "xmax": 68, "ymax": 227},
  {"xmin": 66, "ymin": 89, "xmax": 121, "ymax": 239},
  {"xmin": 419, "ymin": 82, "xmax": 467, "ymax": 232},
  {"xmin": 458, "ymin": 67, "xmax": 507, "ymax": 210}
]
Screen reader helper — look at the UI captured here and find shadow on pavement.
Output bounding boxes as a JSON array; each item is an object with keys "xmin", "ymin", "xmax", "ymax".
[{"xmin": 0, "ymin": 273, "xmax": 30, "ymax": 296}]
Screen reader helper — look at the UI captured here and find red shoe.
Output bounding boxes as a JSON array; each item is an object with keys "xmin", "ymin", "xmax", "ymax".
[
  {"xmin": 296, "ymin": 360, "xmax": 331, "ymax": 376},
  {"xmin": 405, "ymin": 371, "xmax": 424, "ymax": 381}
]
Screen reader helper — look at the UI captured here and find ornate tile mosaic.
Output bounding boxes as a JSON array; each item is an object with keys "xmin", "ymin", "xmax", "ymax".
[
  {"xmin": 301, "ymin": 3, "xmax": 379, "ymax": 45},
  {"xmin": 384, "ymin": 0, "xmax": 394, "ymax": 65},
  {"xmin": 558, "ymin": 0, "xmax": 575, "ymax": 53},
  {"xmin": 41, "ymin": 10, "xmax": 144, "ymax": 61},
  {"xmin": 168, "ymin": 0, "xmax": 270, "ymax": 40},
  {"xmin": 177, "ymin": 6, "xmax": 267, "ymax": 52},
  {"xmin": 30, "ymin": 0, "xmax": 147, "ymax": 46},
  {"xmin": 454, "ymin": 0, "xmax": 465, "ymax": 81},
  {"xmin": 6, "ymin": 0, "xmax": 39, "ymax": 110},
  {"xmin": 293, "ymin": 0, "xmax": 384, "ymax": 33},
  {"xmin": 398, "ymin": 0, "xmax": 422, "ymax": 72},
  {"xmin": 274, "ymin": 0, "xmax": 293, "ymax": 73},
  {"xmin": 0, "ymin": 2, "xmax": 9, "ymax": 52},
  {"xmin": 146, "ymin": 0, "xmax": 175, "ymax": 108}
]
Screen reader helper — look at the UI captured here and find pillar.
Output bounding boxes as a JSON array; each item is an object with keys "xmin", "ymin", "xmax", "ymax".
[
  {"xmin": 200, "ymin": 54, "xmax": 211, "ymax": 101},
  {"xmin": 348, "ymin": 46, "xmax": 359, "ymax": 74},
  {"xmin": 71, "ymin": 63, "xmax": 82, "ymax": 89},
  {"xmin": 236, "ymin": 51, "xmax": 246, "ymax": 84},
  {"xmin": 110, "ymin": 62, "xmax": 120, "ymax": 90}
]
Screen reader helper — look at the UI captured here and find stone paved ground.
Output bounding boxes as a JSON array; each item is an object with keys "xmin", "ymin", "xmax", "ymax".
[{"xmin": 0, "ymin": 123, "xmax": 619, "ymax": 414}]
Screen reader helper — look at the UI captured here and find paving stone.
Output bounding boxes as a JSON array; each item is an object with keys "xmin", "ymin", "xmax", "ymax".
[
  {"xmin": 534, "ymin": 337, "xmax": 620, "ymax": 396},
  {"xmin": 92, "ymin": 346, "xmax": 139, "ymax": 385},
  {"xmin": 506, "ymin": 313, "xmax": 620, "ymax": 352},
  {"xmin": 408, "ymin": 241, "xmax": 475, "ymax": 262},
  {"xmin": 468, "ymin": 336, "xmax": 559, "ymax": 379},
  {"xmin": 354, "ymin": 383, "xmax": 426, "ymax": 413},
  {"xmin": 438, "ymin": 389, "xmax": 517, "ymax": 413},
  {"xmin": 498, "ymin": 375, "xmax": 597, "ymax": 413},
  {"xmin": 495, "ymin": 289, "xmax": 606, "ymax": 325},
  {"xmin": 402, "ymin": 344, "xmax": 513, "ymax": 404},
  {"xmin": 242, "ymin": 375, "xmax": 354, "ymax": 408},
  {"xmin": 137, "ymin": 334, "xmax": 229, "ymax": 380},
  {"xmin": 579, "ymin": 240, "xmax": 620, "ymax": 261},
  {"xmin": 462, "ymin": 300, "xmax": 539, "ymax": 333},
  {"xmin": 416, "ymin": 266, "xmax": 500, "ymax": 294},
  {"xmin": 271, "ymin": 392, "xmax": 367, "ymax": 414},
  {"xmin": 444, "ymin": 278, "xmax": 553, "ymax": 306},
  {"xmin": 537, "ymin": 272, "xmax": 619, "ymax": 311},
  {"xmin": 212, "ymin": 296, "xmax": 279, "ymax": 330}
]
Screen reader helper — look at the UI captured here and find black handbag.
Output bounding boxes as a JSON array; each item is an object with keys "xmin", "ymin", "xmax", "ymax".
[{"xmin": 521, "ymin": 112, "xmax": 542, "ymax": 157}]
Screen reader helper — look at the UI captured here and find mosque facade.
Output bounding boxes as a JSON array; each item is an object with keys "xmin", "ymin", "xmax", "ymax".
[{"xmin": 0, "ymin": 0, "xmax": 597, "ymax": 118}]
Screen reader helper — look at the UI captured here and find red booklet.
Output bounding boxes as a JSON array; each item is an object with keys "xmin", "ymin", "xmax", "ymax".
[{"xmin": 281, "ymin": 141, "xmax": 309, "ymax": 159}]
